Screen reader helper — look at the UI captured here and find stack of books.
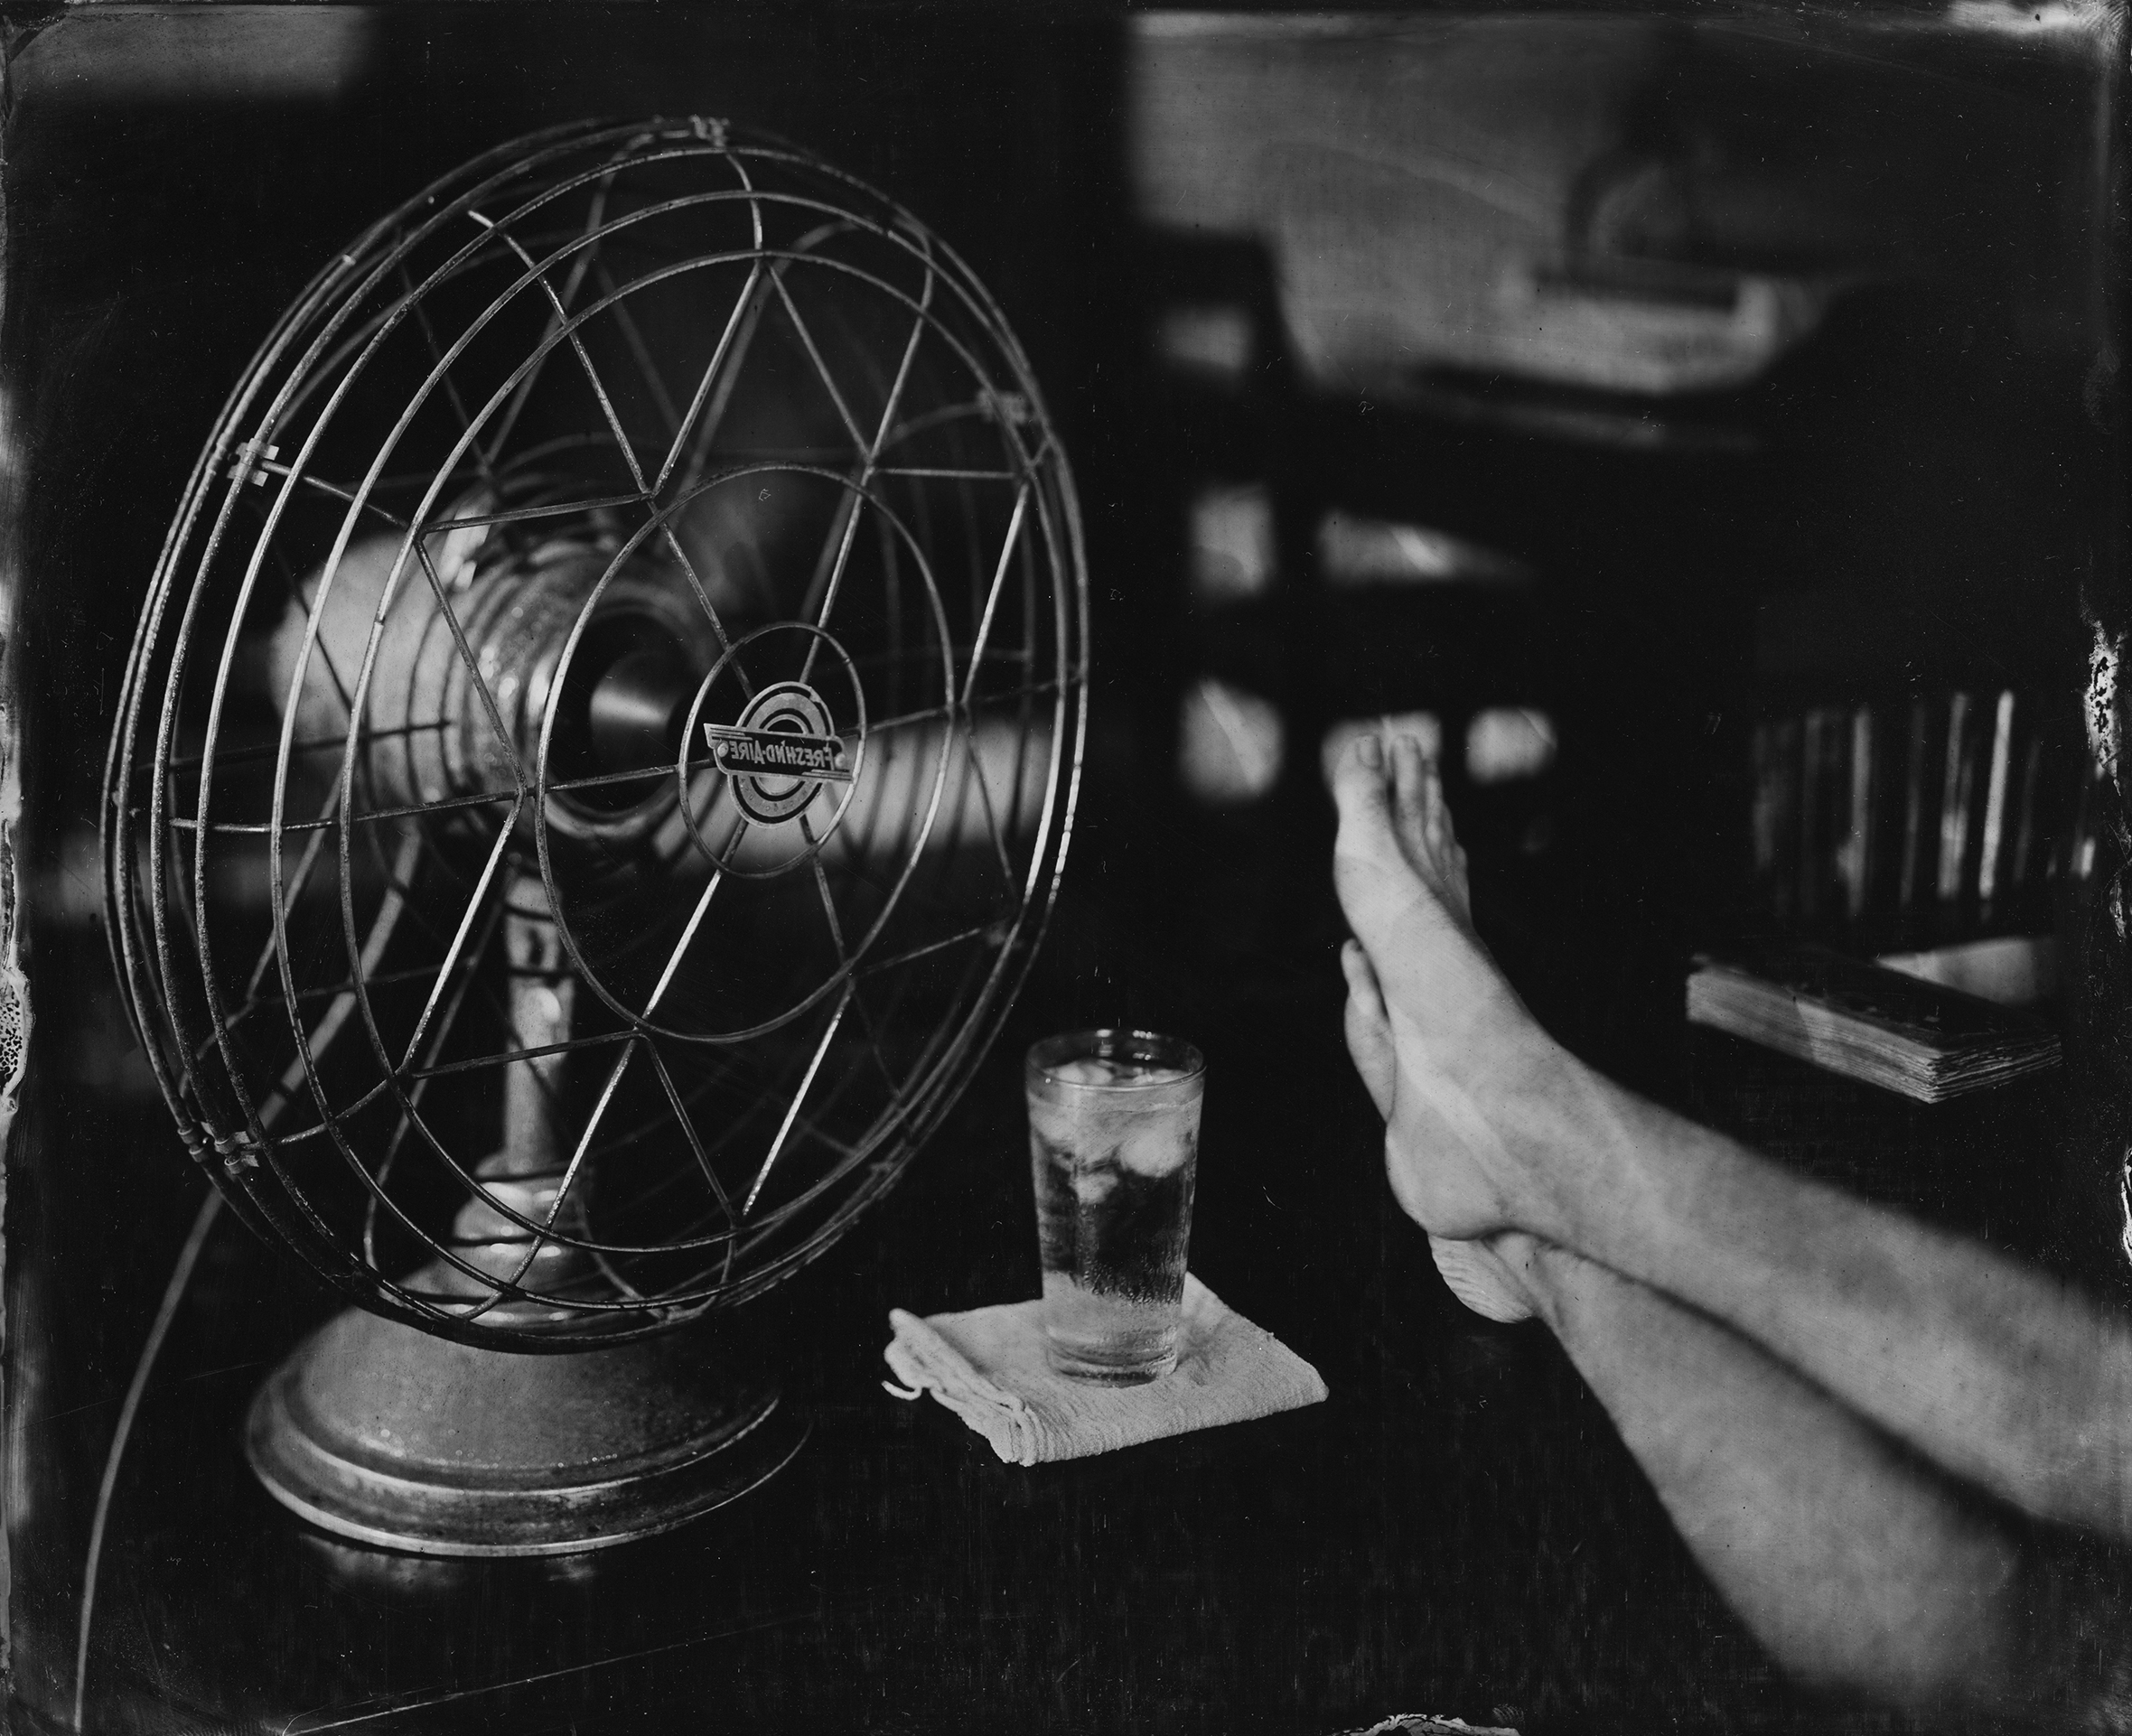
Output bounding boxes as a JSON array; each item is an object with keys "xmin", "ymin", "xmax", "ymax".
[{"xmin": 1687, "ymin": 944, "xmax": 2061, "ymax": 1103}]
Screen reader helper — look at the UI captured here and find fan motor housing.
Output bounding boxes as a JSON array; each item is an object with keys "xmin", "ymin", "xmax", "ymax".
[{"xmin": 267, "ymin": 516, "xmax": 725, "ymax": 854}]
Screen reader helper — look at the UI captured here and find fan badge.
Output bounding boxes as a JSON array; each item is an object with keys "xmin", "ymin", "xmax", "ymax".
[{"xmin": 704, "ymin": 679, "xmax": 855, "ymax": 824}]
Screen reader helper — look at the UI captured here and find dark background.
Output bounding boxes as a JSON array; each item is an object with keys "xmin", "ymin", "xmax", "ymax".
[{"xmin": 1, "ymin": 5, "xmax": 2119, "ymax": 1731}]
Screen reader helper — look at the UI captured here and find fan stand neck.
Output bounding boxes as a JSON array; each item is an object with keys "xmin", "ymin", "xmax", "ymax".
[
  {"xmin": 495, "ymin": 885, "xmax": 576, "ymax": 1185},
  {"xmin": 437, "ymin": 882, "xmax": 597, "ymax": 1326}
]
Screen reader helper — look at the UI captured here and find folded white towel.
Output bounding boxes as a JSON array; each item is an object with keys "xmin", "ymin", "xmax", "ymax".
[{"xmin": 882, "ymin": 1274, "xmax": 1328, "ymax": 1466}]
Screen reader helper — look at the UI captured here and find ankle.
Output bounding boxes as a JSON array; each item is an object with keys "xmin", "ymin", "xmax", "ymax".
[{"xmin": 1495, "ymin": 1030, "xmax": 1606, "ymax": 1247}]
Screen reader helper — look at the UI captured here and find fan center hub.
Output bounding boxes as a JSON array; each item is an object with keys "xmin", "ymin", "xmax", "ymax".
[{"xmin": 706, "ymin": 681, "xmax": 853, "ymax": 824}]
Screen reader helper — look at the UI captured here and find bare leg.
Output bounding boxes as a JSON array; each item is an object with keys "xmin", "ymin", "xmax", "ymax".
[
  {"xmin": 1493, "ymin": 1235, "xmax": 2132, "ymax": 1726},
  {"xmin": 1340, "ymin": 887, "xmax": 2132, "ymax": 1723},
  {"xmin": 1332, "ymin": 732, "xmax": 2132, "ymax": 1541}
]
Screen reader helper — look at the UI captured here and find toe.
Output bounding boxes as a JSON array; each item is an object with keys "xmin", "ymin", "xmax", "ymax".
[
  {"xmin": 1418, "ymin": 762, "xmax": 1464, "ymax": 873},
  {"xmin": 1340, "ymin": 938, "xmax": 1387, "ymax": 1022},
  {"xmin": 1437, "ymin": 839, "xmax": 1473, "ymax": 923},
  {"xmin": 1391, "ymin": 735, "xmax": 1429, "ymax": 845},
  {"xmin": 1415, "ymin": 748, "xmax": 1447, "ymax": 831},
  {"xmin": 1331, "ymin": 730, "xmax": 1398, "ymax": 857}
]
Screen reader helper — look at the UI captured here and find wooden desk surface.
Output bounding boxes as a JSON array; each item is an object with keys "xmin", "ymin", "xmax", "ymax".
[{"xmin": 51, "ymin": 996, "xmax": 2043, "ymax": 1736}]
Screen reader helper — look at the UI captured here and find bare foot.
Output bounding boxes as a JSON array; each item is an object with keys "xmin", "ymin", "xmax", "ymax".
[
  {"xmin": 1342, "ymin": 938, "xmax": 1536, "ymax": 1323},
  {"xmin": 1331, "ymin": 732, "xmax": 1561, "ymax": 1246}
]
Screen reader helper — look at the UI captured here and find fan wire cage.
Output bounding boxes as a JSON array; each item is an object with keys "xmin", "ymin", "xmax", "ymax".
[{"xmin": 104, "ymin": 117, "xmax": 1089, "ymax": 1351}]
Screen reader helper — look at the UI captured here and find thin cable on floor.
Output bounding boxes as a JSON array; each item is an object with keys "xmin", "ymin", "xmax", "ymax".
[{"xmin": 70, "ymin": 1186, "xmax": 223, "ymax": 1733}]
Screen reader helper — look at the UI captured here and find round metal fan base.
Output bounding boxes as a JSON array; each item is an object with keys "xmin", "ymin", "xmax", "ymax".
[{"xmin": 246, "ymin": 1302, "xmax": 807, "ymax": 1556}]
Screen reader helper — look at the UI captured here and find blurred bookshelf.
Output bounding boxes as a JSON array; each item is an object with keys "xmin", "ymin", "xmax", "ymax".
[{"xmin": 1741, "ymin": 688, "xmax": 2088, "ymax": 990}]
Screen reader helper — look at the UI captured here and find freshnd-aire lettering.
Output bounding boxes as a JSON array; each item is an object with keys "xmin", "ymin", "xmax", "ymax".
[{"xmin": 703, "ymin": 723, "xmax": 854, "ymax": 783}]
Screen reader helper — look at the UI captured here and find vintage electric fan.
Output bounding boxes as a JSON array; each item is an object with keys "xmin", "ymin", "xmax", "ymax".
[{"xmin": 102, "ymin": 118, "xmax": 1087, "ymax": 1554}]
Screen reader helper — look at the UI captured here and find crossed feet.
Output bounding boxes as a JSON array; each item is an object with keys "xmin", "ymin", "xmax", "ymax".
[{"xmin": 1331, "ymin": 731, "xmax": 1567, "ymax": 1323}]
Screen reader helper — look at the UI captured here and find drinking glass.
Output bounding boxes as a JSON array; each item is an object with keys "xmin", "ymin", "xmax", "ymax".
[{"xmin": 1024, "ymin": 1029, "xmax": 1207, "ymax": 1383}]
